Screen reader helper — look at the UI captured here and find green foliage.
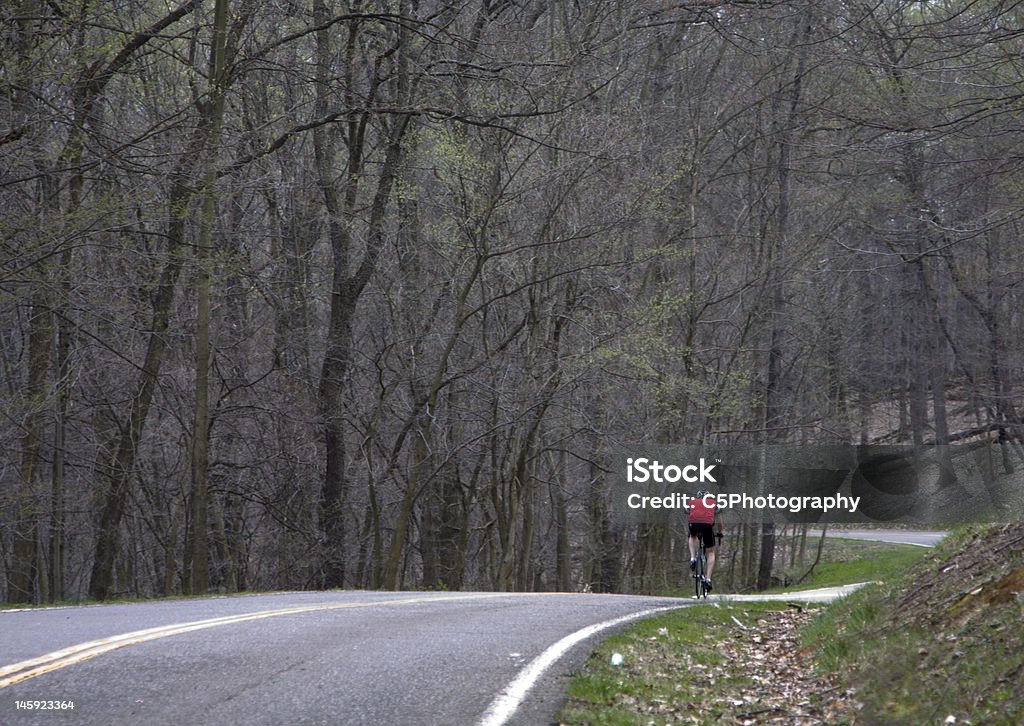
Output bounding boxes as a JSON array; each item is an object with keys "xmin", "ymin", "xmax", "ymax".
[
  {"xmin": 771, "ymin": 539, "xmax": 928, "ymax": 592},
  {"xmin": 419, "ymin": 125, "xmax": 489, "ymax": 193}
]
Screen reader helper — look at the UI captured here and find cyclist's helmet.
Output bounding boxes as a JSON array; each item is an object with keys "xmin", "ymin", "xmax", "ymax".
[{"xmin": 696, "ymin": 488, "xmax": 710, "ymax": 499}]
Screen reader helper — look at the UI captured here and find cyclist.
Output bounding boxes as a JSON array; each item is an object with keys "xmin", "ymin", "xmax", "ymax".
[{"xmin": 686, "ymin": 488, "xmax": 723, "ymax": 592}]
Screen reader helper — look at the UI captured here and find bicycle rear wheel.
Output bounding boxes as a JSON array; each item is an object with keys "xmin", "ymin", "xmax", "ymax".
[{"xmin": 694, "ymin": 550, "xmax": 706, "ymax": 598}]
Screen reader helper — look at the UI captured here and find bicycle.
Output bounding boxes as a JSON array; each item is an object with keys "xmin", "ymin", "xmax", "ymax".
[
  {"xmin": 692, "ymin": 532, "xmax": 722, "ymax": 599},
  {"xmin": 693, "ymin": 539, "xmax": 709, "ymax": 599}
]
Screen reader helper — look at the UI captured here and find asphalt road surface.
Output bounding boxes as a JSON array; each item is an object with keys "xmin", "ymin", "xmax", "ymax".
[
  {"xmin": 2, "ymin": 590, "xmax": 698, "ymax": 726},
  {"xmin": 812, "ymin": 528, "xmax": 946, "ymax": 547},
  {"xmin": 2, "ymin": 530, "xmax": 938, "ymax": 726}
]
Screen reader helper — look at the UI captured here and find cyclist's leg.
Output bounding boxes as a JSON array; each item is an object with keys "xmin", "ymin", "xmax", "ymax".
[
  {"xmin": 700, "ymin": 527, "xmax": 715, "ymax": 591},
  {"xmin": 687, "ymin": 525, "xmax": 698, "ymax": 570}
]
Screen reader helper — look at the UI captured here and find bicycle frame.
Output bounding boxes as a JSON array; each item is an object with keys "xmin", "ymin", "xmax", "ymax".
[{"xmin": 694, "ymin": 540, "xmax": 709, "ymax": 599}]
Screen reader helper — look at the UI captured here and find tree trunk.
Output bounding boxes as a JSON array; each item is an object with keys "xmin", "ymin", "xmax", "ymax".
[
  {"xmin": 8, "ymin": 300, "xmax": 52, "ymax": 604},
  {"xmin": 757, "ymin": 9, "xmax": 811, "ymax": 591},
  {"xmin": 185, "ymin": 0, "xmax": 230, "ymax": 596}
]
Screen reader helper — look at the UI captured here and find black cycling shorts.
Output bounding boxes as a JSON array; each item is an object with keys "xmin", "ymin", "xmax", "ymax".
[{"xmin": 688, "ymin": 522, "xmax": 716, "ymax": 548}]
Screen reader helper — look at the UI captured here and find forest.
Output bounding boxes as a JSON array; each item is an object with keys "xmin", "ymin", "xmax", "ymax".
[{"xmin": 2, "ymin": 0, "xmax": 1023, "ymax": 604}]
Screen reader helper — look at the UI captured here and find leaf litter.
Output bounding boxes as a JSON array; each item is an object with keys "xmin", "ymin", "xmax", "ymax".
[
  {"xmin": 560, "ymin": 604, "xmax": 859, "ymax": 725},
  {"xmin": 709, "ymin": 607, "xmax": 859, "ymax": 724}
]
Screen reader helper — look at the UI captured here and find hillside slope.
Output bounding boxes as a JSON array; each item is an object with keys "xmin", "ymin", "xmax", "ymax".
[{"xmin": 805, "ymin": 523, "xmax": 1024, "ymax": 724}]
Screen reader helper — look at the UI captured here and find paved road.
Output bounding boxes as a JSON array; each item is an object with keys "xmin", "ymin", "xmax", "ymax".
[
  {"xmin": 0, "ymin": 559, "xmax": 899, "ymax": 726},
  {"xmin": 1, "ymin": 591, "xmax": 697, "ymax": 726},
  {"xmin": 811, "ymin": 528, "xmax": 947, "ymax": 547}
]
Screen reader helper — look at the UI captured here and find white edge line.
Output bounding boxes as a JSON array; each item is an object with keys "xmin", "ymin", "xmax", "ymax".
[
  {"xmin": 812, "ymin": 533, "xmax": 939, "ymax": 548},
  {"xmin": 477, "ymin": 605, "xmax": 682, "ymax": 726}
]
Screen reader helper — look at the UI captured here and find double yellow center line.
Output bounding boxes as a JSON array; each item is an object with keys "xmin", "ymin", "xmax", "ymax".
[{"xmin": 1, "ymin": 593, "xmax": 513, "ymax": 689}]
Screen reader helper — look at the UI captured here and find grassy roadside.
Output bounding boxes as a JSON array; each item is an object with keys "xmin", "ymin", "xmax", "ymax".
[
  {"xmin": 767, "ymin": 538, "xmax": 926, "ymax": 592},
  {"xmin": 558, "ymin": 599, "xmax": 868, "ymax": 725},
  {"xmin": 653, "ymin": 537, "xmax": 928, "ymax": 599},
  {"xmin": 559, "ymin": 541, "xmax": 932, "ymax": 725},
  {"xmin": 801, "ymin": 523, "xmax": 1024, "ymax": 724}
]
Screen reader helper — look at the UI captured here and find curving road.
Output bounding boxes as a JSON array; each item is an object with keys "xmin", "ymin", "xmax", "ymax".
[
  {"xmin": 811, "ymin": 528, "xmax": 946, "ymax": 548},
  {"xmin": 1, "ymin": 590, "xmax": 691, "ymax": 726},
  {"xmin": 2, "ymin": 533, "xmax": 931, "ymax": 726}
]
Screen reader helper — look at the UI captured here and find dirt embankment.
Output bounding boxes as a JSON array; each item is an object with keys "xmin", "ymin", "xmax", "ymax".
[
  {"xmin": 815, "ymin": 523, "xmax": 1024, "ymax": 724},
  {"xmin": 898, "ymin": 523, "xmax": 1024, "ymax": 620}
]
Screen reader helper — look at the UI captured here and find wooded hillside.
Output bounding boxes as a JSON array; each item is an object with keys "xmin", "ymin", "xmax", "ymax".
[{"xmin": 3, "ymin": 0, "xmax": 1022, "ymax": 603}]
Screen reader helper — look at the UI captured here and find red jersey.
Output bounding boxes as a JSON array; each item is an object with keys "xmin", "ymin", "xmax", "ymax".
[{"xmin": 687, "ymin": 495, "xmax": 716, "ymax": 524}]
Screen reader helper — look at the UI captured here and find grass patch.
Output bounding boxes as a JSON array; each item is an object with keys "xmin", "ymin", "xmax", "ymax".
[
  {"xmin": 562, "ymin": 536, "xmax": 935, "ymax": 724},
  {"xmin": 654, "ymin": 536, "xmax": 931, "ymax": 599},
  {"xmin": 559, "ymin": 602, "xmax": 816, "ymax": 725},
  {"xmin": 769, "ymin": 539, "xmax": 928, "ymax": 592},
  {"xmin": 802, "ymin": 523, "xmax": 1024, "ymax": 724}
]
